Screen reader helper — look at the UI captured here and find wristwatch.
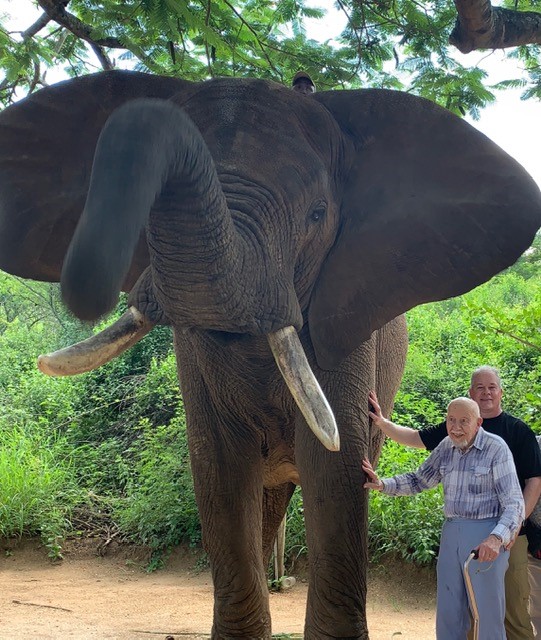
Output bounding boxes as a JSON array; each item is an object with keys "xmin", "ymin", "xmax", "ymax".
[{"xmin": 491, "ymin": 533, "xmax": 503, "ymax": 543}]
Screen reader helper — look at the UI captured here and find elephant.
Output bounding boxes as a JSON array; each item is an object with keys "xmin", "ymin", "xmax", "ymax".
[{"xmin": 0, "ymin": 70, "xmax": 540, "ymax": 639}]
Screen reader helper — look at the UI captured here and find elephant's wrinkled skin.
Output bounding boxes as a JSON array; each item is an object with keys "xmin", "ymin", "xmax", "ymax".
[{"xmin": 0, "ymin": 71, "xmax": 540, "ymax": 639}]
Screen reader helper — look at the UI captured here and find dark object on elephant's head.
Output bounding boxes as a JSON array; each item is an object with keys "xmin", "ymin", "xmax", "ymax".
[{"xmin": 292, "ymin": 71, "xmax": 316, "ymax": 93}]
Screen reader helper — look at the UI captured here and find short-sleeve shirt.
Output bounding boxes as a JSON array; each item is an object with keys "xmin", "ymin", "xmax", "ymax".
[{"xmin": 419, "ymin": 411, "xmax": 541, "ymax": 490}]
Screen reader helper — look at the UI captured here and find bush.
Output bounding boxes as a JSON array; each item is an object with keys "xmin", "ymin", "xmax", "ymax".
[
  {"xmin": 113, "ymin": 411, "xmax": 201, "ymax": 565},
  {"xmin": 0, "ymin": 426, "xmax": 81, "ymax": 557},
  {"xmin": 284, "ymin": 487, "xmax": 307, "ymax": 567},
  {"xmin": 367, "ymin": 440, "xmax": 444, "ymax": 565}
]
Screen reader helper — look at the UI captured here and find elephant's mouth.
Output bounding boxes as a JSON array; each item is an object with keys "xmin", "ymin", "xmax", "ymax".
[
  {"xmin": 37, "ymin": 308, "xmax": 340, "ymax": 452},
  {"xmin": 202, "ymin": 329, "xmax": 248, "ymax": 347}
]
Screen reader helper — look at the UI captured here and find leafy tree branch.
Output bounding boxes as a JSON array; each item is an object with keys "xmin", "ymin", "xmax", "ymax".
[
  {"xmin": 37, "ymin": 0, "xmax": 124, "ymax": 49},
  {"xmin": 1, "ymin": 0, "xmax": 541, "ymax": 115}
]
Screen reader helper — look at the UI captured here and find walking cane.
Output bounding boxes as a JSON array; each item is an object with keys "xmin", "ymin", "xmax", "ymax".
[{"xmin": 463, "ymin": 550, "xmax": 480, "ymax": 640}]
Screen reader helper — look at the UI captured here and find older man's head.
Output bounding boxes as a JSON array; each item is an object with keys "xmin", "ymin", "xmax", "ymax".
[{"xmin": 446, "ymin": 397, "xmax": 482, "ymax": 450}]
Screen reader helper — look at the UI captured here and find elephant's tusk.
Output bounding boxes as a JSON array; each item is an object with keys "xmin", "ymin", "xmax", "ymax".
[
  {"xmin": 267, "ymin": 326, "xmax": 340, "ymax": 452},
  {"xmin": 37, "ymin": 306, "xmax": 154, "ymax": 376}
]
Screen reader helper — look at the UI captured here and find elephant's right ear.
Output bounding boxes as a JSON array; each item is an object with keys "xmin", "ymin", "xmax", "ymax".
[
  {"xmin": 309, "ymin": 89, "xmax": 541, "ymax": 370},
  {"xmin": 0, "ymin": 70, "xmax": 194, "ymax": 289}
]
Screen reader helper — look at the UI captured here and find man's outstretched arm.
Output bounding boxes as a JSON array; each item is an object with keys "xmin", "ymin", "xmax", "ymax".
[{"xmin": 368, "ymin": 390, "xmax": 426, "ymax": 449}]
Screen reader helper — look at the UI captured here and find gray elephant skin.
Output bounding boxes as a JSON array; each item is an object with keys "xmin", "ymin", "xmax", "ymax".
[{"xmin": 0, "ymin": 71, "xmax": 540, "ymax": 639}]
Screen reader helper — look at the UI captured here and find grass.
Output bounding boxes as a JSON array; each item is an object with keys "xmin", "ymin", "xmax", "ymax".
[{"xmin": 0, "ymin": 426, "xmax": 80, "ymax": 557}]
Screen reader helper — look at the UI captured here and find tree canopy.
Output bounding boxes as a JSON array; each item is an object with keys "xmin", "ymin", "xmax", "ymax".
[{"xmin": 1, "ymin": 0, "xmax": 541, "ymax": 117}]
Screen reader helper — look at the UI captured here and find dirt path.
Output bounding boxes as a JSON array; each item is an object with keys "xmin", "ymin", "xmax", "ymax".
[{"xmin": 0, "ymin": 539, "xmax": 436, "ymax": 639}]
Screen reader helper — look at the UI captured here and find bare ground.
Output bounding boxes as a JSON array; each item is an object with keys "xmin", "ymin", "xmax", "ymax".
[{"xmin": 0, "ymin": 539, "xmax": 436, "ymax": 640}]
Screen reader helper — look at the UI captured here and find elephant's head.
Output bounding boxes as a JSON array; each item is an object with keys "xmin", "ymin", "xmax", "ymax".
[{"xmin": 0, "ymin": 71, "xmax": 539, "ymax": 450}]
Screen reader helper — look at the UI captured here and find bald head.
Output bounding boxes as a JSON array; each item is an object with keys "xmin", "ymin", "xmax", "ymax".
[
  {"xmin": 446, "ymin": 397, "xmax": 482, "ymax": 450},
  {"xmin": 447, "ymin": 397, "xmax": 480, "ymax": 417}
]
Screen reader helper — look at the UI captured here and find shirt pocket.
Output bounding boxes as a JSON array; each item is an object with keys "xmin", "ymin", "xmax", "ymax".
[
  {"xmin": 439, "ymin": 463, "xmax": 452, "ymax": 478},
  {"xmin": 468, "ymin": 466, "xmax": 491, "ymax": 495}
]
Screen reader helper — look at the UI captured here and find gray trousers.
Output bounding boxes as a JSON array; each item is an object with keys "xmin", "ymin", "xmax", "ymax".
[{"xmin": 437, "ymin": 518, "xmax": 509, "ymax": 640}]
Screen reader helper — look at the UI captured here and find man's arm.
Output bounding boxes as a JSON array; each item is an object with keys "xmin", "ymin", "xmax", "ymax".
[
  {"xmin": 362, "ymin": 452, "xmax": 441, "ymax": 497},
  {"xmin": 523, "ymin": 476, "xmax": 541, "ymax": 519},
  {"xmin": 511, "ymin": 421, "xmax": 541, "ymax": 519},
  {"xmin": 368, "ymin": 390, "xmax": 425, "ymax": 448},
  {"xmin": 491, "ymin": 447, "xmax": 526, "ymax": 546}
]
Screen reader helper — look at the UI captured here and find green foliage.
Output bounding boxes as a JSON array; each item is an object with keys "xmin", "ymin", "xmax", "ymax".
[
  {"xmin": 284, "ymin": 487, "xmax": 307, "ymax": 566},
  {"xmin": 113, "ymin": 412, "xmax": 202, "ymax": 557},
  {"xmin": 395, "ymin": 247, "xmax": 541, "ymax": 432},
  {"xmin": 3, "ymin": 0, "xmax": 541, "ymax": 115},
  {"xmin": 0, "ymin": 426, "xmax": 81, "ymax": 557},
  {"xmin": 58, "ymin": 321, "xmax": 177, "ymax": 494},
  {"xmin": 367, "ymin": 441, "xmax": 444, "ymax": 564},
  {"xmin": 0, "ymin": 275, "xmax": 185, "ymax": 560}
]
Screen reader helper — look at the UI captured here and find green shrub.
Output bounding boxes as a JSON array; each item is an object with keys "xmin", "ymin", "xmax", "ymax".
[
  {"xmin": 0, "ymin": 426, "xmax": 81, "ymax": 557},
  {"xmin": 367, "ymin": 440, "xmax": 443, "ymax": 564},
  {"xmin": 284, "ymin": 487, "xmax": 307, "ymax": 567},
  {"xmin": 113, "ymin": 411, "xmax": 201, "ymax": 562}
]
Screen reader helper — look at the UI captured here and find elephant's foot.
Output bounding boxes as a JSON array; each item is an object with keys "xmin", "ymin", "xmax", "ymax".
[
  {"xmin": 303, "ymin": 625, "xmax": 370, "ymax": 640},
  {"xmin": 210, "ymin": 575, "xmax": 272, "ymax": 640},
  {"xmin": 210, "ymin": 614, "xmax": 272, "ymax": 640},
  {"xmin": 303, "ymin": 585, "xmax": 369, "ymax": 640}
]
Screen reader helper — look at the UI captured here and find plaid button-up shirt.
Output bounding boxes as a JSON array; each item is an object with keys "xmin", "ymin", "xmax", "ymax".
[{"xmin": 381, "ymin": 427, "xmax": 524, "ymax": 545}]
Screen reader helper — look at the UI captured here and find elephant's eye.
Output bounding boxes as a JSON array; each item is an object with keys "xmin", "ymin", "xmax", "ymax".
[{"xmin": 309, "ymin": 204, "xmax": 327, "ymax": 223}]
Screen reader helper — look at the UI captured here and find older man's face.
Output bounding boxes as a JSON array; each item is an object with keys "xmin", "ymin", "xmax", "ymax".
[
  {"xmin": 292, "ymin": 79, "xmax": 315, "ymax": 95},
  {"xmin": 446, "ymin": 399, "xmax": 482, "ymax": 450}
]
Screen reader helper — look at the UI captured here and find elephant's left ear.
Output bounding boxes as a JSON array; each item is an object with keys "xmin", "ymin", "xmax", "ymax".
[
  {"xmin": 0, "ymin": 70, "xmax": 194, "ymax": 288},
  {"xmin": 309, "ymin": 89, "xmax": 541, "ymax": 369}
]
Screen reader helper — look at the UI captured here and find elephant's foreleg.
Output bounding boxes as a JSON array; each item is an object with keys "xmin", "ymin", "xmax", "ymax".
[
  {"xmin": 372, "ymin": 316, "xmax": 408, "ymax": 463},
  {"xmin": 187, "ymin": 419, "xmax": 271, "ymax": 638},
  {"xmin": 296, "ymin": 344, "xmax": 375, "ymax": 640}
]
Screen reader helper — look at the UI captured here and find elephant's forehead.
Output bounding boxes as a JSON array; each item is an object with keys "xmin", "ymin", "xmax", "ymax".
[{"xmin": 170, "ymin": 78, "xmax": 342, "ymax": 164}]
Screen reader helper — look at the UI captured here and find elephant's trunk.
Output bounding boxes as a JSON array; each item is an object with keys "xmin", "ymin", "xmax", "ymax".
[
  {"xmin": 57, "ymin": 98, "xmax": 337, "ymax": 449},
  {"xmin": 61, "ymin": 99, "xmax": 252, "ymax": 329}
]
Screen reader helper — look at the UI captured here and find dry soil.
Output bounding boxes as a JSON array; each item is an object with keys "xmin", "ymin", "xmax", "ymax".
[{"xmin": 0, "ymin": 539, "xmax": 436, "ymax": 639}]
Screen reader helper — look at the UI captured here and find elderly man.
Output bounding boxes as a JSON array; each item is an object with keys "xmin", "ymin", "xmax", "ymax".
[
  {"xmin": 364, "ymin": 396, "xmax": 524, "ymax": 640},
  {"xmin": 370, "ymin": 365, "xmax": 541, "ymax": 639}
]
